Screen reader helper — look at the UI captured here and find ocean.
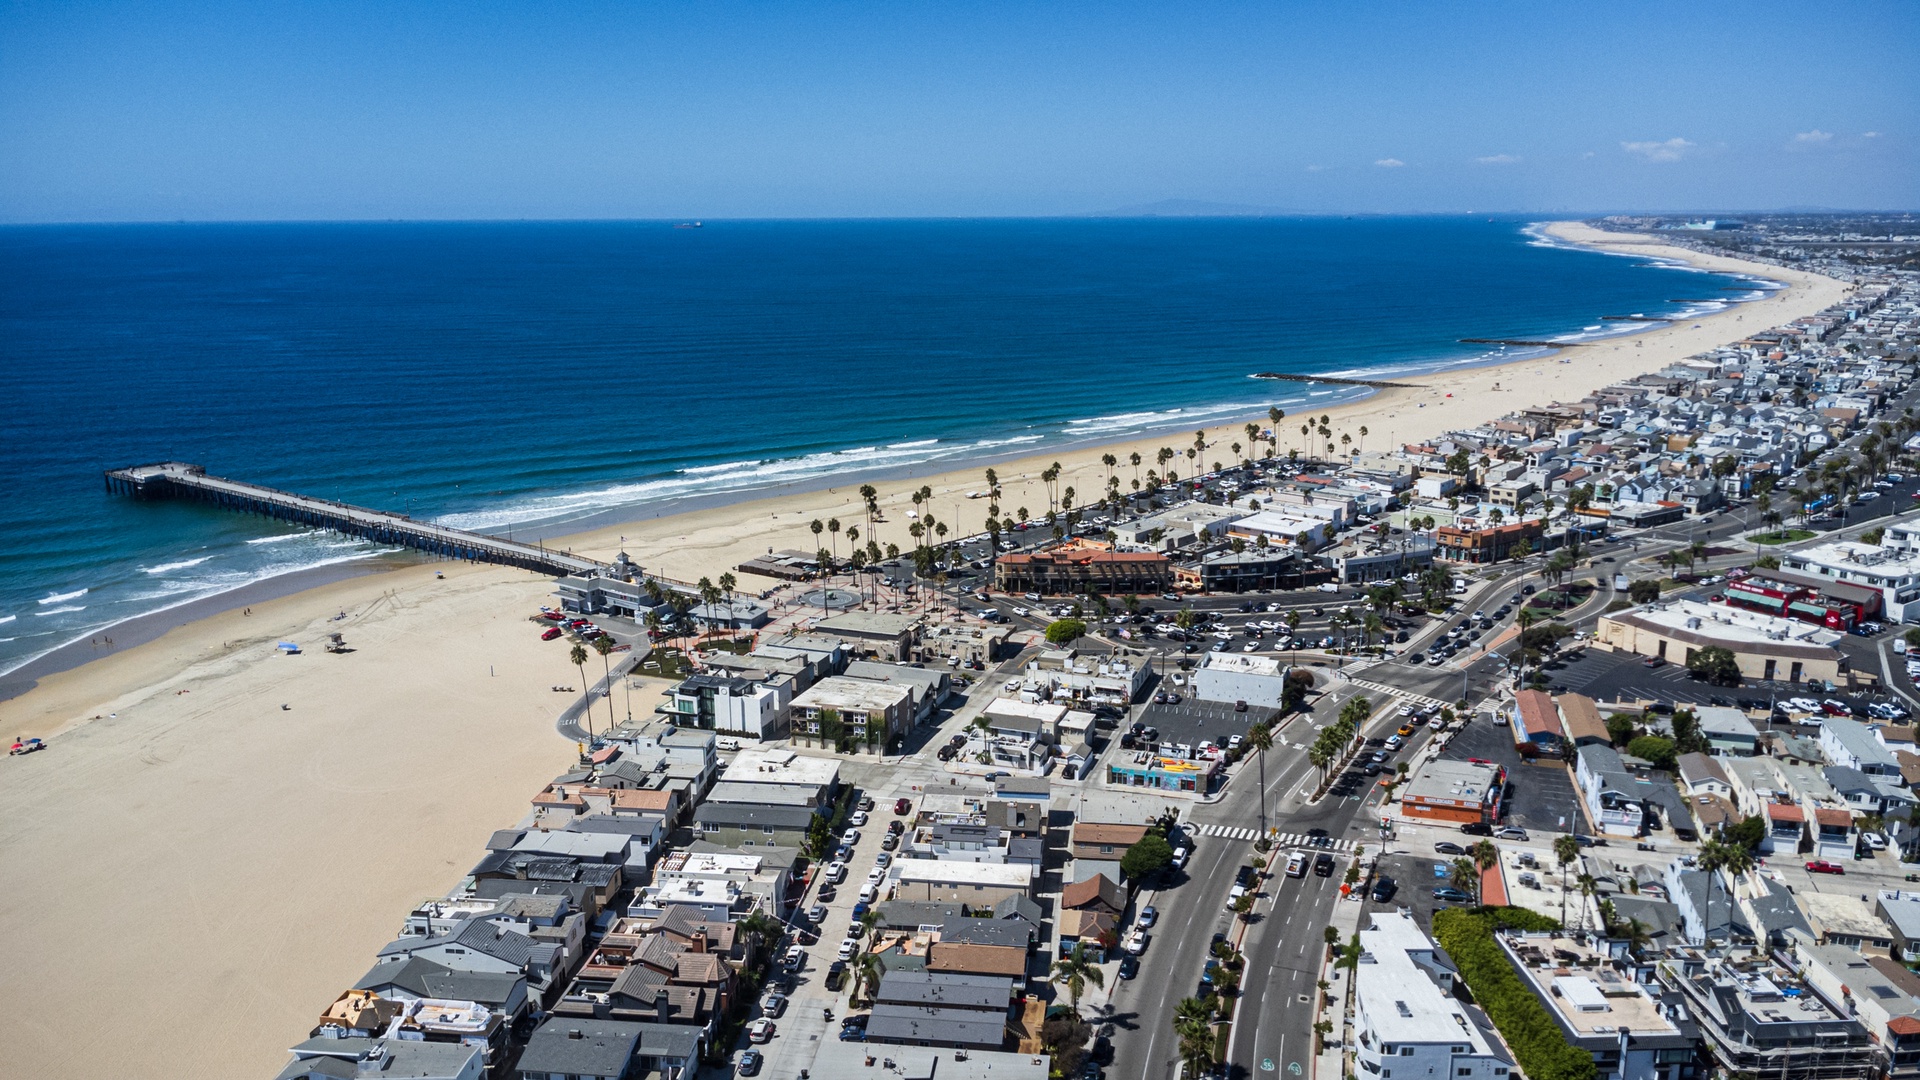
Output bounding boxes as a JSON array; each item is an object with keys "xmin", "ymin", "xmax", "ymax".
[{"xmin": 0, "ymin": 216, "xmax": 1769, "ymax": 678}]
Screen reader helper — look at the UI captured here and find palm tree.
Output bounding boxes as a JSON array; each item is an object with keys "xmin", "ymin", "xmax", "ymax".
[
  {"xmin": 592, "ymin": 633, "xmax": 618, "ymax": 731},
  {"xmin": 853, "ymin": 950, "xmax": 884, "ymax": 1006},
  {"xmin": 1450, "ymin": 857, "xmax": 1480, "ymax": 900},
  {"xmin": 1174, "ymin": 997, "xmax": 1216, "ymax": 1076},
  {"xmin": 1049, "ymin": 942, "xmax": 1105, "ymax": 1015},
  {"xmin": 1472, "ymin": 840, "xmax": 1499, "ymax": 888},
  {"xmin": 1620, "ymin": 917, "xmax": 1655, "ymax": 958},
  {"xmin": 1554, "ymin": 834, "xmax": 1580, "ymax": 928},
  {"xmin": 1246, "ymin": 721, "xmax": 1274, "ymax": 838},
  {"xmin": 569, "ymin": 642, "xmax": 593, "ymax": 741}
]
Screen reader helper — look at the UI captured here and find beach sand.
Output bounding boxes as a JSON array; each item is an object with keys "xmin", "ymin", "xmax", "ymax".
[{"xmin": 0, "ymin": 223, "xmax": 1851, "ymax": 1079}]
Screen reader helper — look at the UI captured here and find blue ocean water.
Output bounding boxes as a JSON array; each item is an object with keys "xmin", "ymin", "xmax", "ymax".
[{"xmin": 0, "ymin": 217, "xmax": 1767, "ymax": 675}]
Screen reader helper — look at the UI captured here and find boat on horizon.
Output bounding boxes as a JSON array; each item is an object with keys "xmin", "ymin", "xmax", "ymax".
[{"xmin": 673, "ymin": 221, "xmax": 703, "ymax": 229}]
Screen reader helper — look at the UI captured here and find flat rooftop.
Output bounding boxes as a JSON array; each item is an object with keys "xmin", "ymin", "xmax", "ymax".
[
  {"xmin": 1356, "ymin": 911, "xmax": 1499, "ymax": 1051},
  {"xmin": 1498, "ymin": 933, "xmax": 1679, "ymax": 1037},
  {"xmin": 724, "ymin": 747, "xmax": 842, "ymax": 787},
  {"xmin": 1403, "ymin": 759, "xmax": 1502, "ymax": 805},
  {"xmin": 791, "ymin": 675, "xmax": 914, "ymax": 712},
  {"xmin": 1609, "ymin": 599, "xmax": 1842, "ymax": 648}
]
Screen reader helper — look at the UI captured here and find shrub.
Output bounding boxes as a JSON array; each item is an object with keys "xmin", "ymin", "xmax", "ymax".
[
  {"xmin": 1626, "ymin": 735, "xmax": 1677, "ymax": 770},
  {"xmin": 1045, "ymin": 618, "xmax": 1088, "ymax": 645},
  {"xmin": 1433, "ymin": 909, "xmax": 1593, "ymax": 1080}
]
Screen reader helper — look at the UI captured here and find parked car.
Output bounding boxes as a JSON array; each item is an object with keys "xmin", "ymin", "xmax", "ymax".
[
  {"xmin": 737, "ymin": 1049, "xmax": 764, "ymax": 1075},
  {"xmin": 1805, "ymin": 860, "xmax": 1846, "ymax": 875},
  {"xmin": 781, "ymin": 947, "xmax": 805, "ymax": 973},
  {"xmin": 1370, "ymin": 875, "xmax": 1397, "ymax": 902},
  {"xmin": 1459, "ymin": 822, "xmax": 1492, "ymax": 837},
  {"xmin": 1118, "ymin": 955, "xmax": 1139, "ymax": 980},
  {"xmin": 1494, "ymin": 826, "xmax": 1528, "ymax": 841},
  {"xmin": 894, "ymin": 797, "xmax": 913, "ymax": 815},
  {"xmin": 1432, "ymin": 886, "xmax": 1472, "ymax": 903},
  {"xmin": 1434, "ymin": 841, "xmax": 1467, "ymax": 855},
  {"xmin": 760, "ymin": 991, "xmax": 787, "ymax": 1018},
  {"xmin": 1137, "ymin": 905, "xmax": 1159, "ymax": 928}
]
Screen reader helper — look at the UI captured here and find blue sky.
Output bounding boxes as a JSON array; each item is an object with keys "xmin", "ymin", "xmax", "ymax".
[{"xmin": 1, "ymin": 1, "xmax": 1914, "ymax": 220}]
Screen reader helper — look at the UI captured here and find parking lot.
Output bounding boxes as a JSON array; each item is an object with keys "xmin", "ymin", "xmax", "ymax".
[
  {"xmin": 1439, "ymin": 717, "xmax": 1583, "ymax": 835},
  {"xmin": 1129, "ymin": 693, "xmax": 1263, "ymax": 757}
]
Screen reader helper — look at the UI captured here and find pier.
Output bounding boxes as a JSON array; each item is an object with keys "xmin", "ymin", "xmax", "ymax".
[
  {"xmin": 1458, "ymin": 337, "xmax": 1591, "ymax": 348},
  {"xmin": 1250, "ymin": 372, "xmax": 1419, "ymax": 389},
  {"xmin": 104, "ymin": 462, "xmax": 604, "ymax": 578}
]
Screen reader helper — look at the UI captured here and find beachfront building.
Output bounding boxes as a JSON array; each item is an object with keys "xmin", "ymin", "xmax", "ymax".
[
  {"xmin": 659, "ymin": 672, "xmax": 787, "ymax": 740},
  {"xmin": 1111, "ymin": 503, "xmax": 1244, "ymax": 551},
  {"xmin": 993, "ymin": 542, "xmax": 1172, "ymax": 596},
  {"xmin": 1595, "ymin": 599, "xmax": 1849, "ymax": 685},
  {"xmin": 1351, "ymin": 910, "xmax": 1513, "ymax": 1080},
  {"xmin": 1222, "ymin": 509, "xmax": 1331, "ymax": 551},
  {"xmin": 787, "ymin": 675, "xmax": 913, "ymax": 752}
]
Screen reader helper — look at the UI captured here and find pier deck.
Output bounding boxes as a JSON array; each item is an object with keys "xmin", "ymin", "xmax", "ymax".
[{"xmin": 104, "ymin": 462, "xmax": 603, "ymax": 578}]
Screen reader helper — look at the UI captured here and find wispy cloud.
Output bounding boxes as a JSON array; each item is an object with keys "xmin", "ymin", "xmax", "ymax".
[
  {"xmin": 1374, "ymin": 158, "xmax": 1405, "ymax": 168},
  {"xmin": 1791, "ymin": 129, "xmax": 1834, "ymax": 146},
  {"xmin": 1475, "ymin": 154, "xmax": 1520, "ymax": 165},
  {"xmin": 1864, "ymin": 131, "xmax": 1881, "ymax": 139},
  {"xmin": 1305, "ymin": 164, "xmax": 1326, "ymax": 172},
  {"xmin": 1621, "ymin": 138, "xmax": 1694, "ymax": 163}
]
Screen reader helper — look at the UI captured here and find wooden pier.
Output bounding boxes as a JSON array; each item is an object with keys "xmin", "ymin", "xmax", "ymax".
[{"xmin": 104, "ymin": 462, "xmax": 604, "ymax": 578}]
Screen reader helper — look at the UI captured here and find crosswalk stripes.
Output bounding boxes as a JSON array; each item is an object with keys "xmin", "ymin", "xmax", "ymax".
[
  {"xmin": 1190, "ymin": 823, "xmax": 1356, "ymax": 852},
  {"xmin": 1346, "ymin": 679, "xmax": 1449, "ymax": 711}
]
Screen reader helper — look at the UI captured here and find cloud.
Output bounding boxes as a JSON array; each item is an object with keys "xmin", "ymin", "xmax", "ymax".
[
  {"xmin": 1792, "ymin": 129, "xmax": 1834, "ymax": 145},
  {"xmin": 1621, "ymin": 138, "xmax": 1694, "ymax": 163},
  {"xmin": 1864, "ymin": 131, "xmax": 1881, "ymax": 138},
  {"xmin": 1305, "ymin": 164, "xmax": 1326, "ymax": 172},
  {"xmin": 1374, "ymin": 158, "xmax": 1405, "ymax": 168},
  {"xmin": 1475, "ymin": 154, "xmax": 1520, "ymax": 165}
]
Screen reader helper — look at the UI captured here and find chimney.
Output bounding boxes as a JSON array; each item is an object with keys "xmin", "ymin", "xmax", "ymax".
[
  {"xmin": 567, "ymin": 1029, "xmax": 583, "ymax": 1040},
  {"xmin": 692, "ymin": 929, "xmax": 708, "ymax": 953}
]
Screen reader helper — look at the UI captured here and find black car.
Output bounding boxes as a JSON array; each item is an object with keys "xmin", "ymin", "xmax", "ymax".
[
  {"xmin": 1313, "ymin": 852, "xmax": 1335, "ymax": 877},
  {"xmin": 1370, "ymin": 875, "xmax": 1397, "ymax": 902},
  {"xmin": 1459, "ymin": 822, "xmax": 1493, "ymax": 837},
  {"xmin": 738, "ymin": 1049, "xmax": 764, "ymax": 1075},
  {"xmin": 1118, "ymin": 955, "xmax": 1139, "ymax": 980},
  {"xmin": 825, "ymin": 961, "xmax": 849, "ymax": 992}
]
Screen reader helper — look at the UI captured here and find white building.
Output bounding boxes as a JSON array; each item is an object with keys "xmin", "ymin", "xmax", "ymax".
[
  {"xmin": 1224, "ymin": 509, "xmax": 1331, "ymax": 551},
  {"xmin": 1782, "ymin": 539, "xmax": 1920, "ymax": 624},
  {"xmin": 1353, "ymin": 910, "xmax": 1514, "ymax": 1080},
  {"xmin": 1190, "ymin": 652, "xmax": 1290, "ymax": 709}
]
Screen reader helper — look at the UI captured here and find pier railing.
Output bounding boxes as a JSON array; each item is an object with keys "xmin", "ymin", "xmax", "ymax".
[{"xmin": 105, "ymin": 462, "xmax": 604, "ymax": 579}]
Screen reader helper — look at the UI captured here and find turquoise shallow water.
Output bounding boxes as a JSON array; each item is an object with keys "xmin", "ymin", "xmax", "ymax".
[{"xmin": 0, "ymin": 216, "xmax": 1765, "ymax": 674}]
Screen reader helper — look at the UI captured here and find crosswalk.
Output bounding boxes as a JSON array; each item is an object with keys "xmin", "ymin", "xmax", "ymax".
[
  {"xmin": 1346, "ymin": 679, "xmax": 1451, "ymax": 711},
  {"xmin": 1191, "ymin": 823, "xmax": 1357, "ymax": 852}
]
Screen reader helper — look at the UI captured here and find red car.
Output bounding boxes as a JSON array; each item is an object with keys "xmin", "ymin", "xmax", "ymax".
[
  {"xmin": 1805, "ymin": 860, "xmax": 1846, "ymax": 875},
  {"xmin": 894, "ymin": 798, "xmax": 912, "ymax": 815},
  {"xmin": 541, "ymin": 627, "xmax": 563, "ymax": 641},
  {"xmin": 540, "ymin": 611, "xmax": 566, "ymax": 620}
]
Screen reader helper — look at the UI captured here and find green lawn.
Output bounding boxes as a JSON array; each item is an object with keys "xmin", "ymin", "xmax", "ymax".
[{"xmin": 1751, "ymin": 529, "xmax": 1816, "ymax": 545}]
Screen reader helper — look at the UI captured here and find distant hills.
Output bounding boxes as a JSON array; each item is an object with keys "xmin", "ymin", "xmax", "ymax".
[{"xmin": 1086, "ymin": 198, "xmax": 1316, "ymax": 218}]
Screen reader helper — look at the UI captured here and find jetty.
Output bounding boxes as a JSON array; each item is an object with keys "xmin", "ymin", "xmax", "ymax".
[
  {"xmin": 104, "ymin": 462, "xmax": 603, "ymax": 578},
  {"xmin": 1251, "ymin": 372, "xmax": 1418, "ymax": 389},
  {"xmin": 1458, "ymin": 337, "xmax": 1590, "ymax": 348}
]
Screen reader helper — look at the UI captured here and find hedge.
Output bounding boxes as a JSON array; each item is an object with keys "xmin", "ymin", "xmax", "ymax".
[{"xmin": 1432, "ymin": 909, "xmax": 1594, "ymax": 1080}]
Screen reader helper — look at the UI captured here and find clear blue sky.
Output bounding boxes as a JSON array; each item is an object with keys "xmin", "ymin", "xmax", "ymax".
[{"xmin": 2, "ymin": 1, "xmax": 1914, "ymax": 220}]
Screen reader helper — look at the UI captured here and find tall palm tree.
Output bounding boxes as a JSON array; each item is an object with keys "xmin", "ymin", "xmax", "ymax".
[
  {"xmin": 1450, "ymin": 857, "xmax": 1481, "ymax": 901},
  {"xmin": 1049, "ymin": 943, "xmax": 1105, "ymax": 1015},
  {"xmin": 1246, "ymin": 721, "xmax": 1274, "ymax": 838},
  {"xmin": 1553, "ymin": 834, "xmax": 1580, "ymax": 928},
  {"xmin": 828, "ymin": 518, "xmax": 842, "ymax": 562},
  {"xmin": 1173, "ymin": 996, "xmax": 1216, "ymax": 1075},
  {"xmin": 853, "ymin": 950, "xmax": 884, "ymax": 1006},
  {"xmin": 592, "ymin": 634, "xmax": 618, "ymax": 731},
  {"xmin": 569, "ymin": 642, "xmax": 593, "ymax": 742}
]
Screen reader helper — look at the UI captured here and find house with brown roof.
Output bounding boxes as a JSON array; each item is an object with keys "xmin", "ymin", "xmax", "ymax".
[
  {"xmin": 552, "ymin": 926, "xmax": 736, "ymax": 1033},
  {"xmin": 1068, "ymin": 822, "xmax": 1150, "ymax": 861},
  {"xmin": 1061, "ymin": 874, "xmax": 1124, "ymax": 917},
  {"xmin": 1556, "ymin": 693, "xmax": 1610, "ymax": 747},
  {"xmin": 1058, "ymin": 909, "xmax": 1119, "ymax": 963},
  {"xmin": 927, "ymin": 941, "xmax": 1029, "ymax": 980}
]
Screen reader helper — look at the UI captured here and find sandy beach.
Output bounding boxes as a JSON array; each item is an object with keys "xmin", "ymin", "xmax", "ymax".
[{"xmin": 0, "ymin": 222, "xmax": 1852, "ymax": 1080}]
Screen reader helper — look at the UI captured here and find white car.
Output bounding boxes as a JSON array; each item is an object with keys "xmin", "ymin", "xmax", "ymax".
[
  {"xmin": 848, "ymin": 811, "xmax": 869, "ymax": 827},
  {"xmin": 866, "ymin": 866, "xmax": 887, "ymax": 885},
  {"xmin": 1317, "ymin": 583, "xmax": 1339, "ymax": 593},
  {"xmin": 823, "ymin": 861, "xmax": 847, "ymax": 884},
  {"xmin": 838, "ymin": 938, "xmax": 858, "ymax": 961},
  {"xmin": 841, "ymin": 829, "xmax": 861, "ymax": 845},
  {"xmin": 1124, "ymin": 930, "xmax": 1149, "ymax": 954}
]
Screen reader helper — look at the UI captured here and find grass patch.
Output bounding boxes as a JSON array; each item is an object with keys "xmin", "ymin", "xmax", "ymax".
[
  {"xmin": 1752, "ymin": 529, "xmax": 1816, "ymax": 545},
  {"xmin": 1604, "ymin": 599, "xmax": 1635, "ymax": 614}
]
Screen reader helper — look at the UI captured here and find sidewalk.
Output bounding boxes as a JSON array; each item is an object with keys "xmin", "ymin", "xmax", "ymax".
[{"xmin": 1311, "ymin": 876, "xmax": 1369, "ymax": 1080}]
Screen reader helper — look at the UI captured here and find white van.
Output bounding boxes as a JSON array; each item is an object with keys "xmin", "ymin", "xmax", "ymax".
[{"xmin": 716, "ymin": 736, "xmax": 743, "ymax": 752}]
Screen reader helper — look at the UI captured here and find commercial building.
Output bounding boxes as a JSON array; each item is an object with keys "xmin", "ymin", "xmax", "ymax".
[
  {"xmin": 1105, "ymin": 750, "xmax": 1221, "ymax": 793},
  {"xmin": 1112, "ymin": 503, "xmax": 1244, "ymax": 551},
  {"xmin": 1016, "ymin": 648, "xmax": 1151, "ymax": 709},
  {"xmin": 1398, "ymin": 759, "xmax": 1506, "ymax": 826},
  {"xmin": 1351, "ymin": 910, "xmax": 1514, "ymax": 1080},
  {"xmin": 1189, "ymin": 651, "xmax": 1291, "ymax": 710},
  {"xmin": 993, "ymin": 543, "xmax": 1172, "ymax": 596},
  {"xmin": 1223, "ymin": 509, "xmax": 1331, "ymax": 551},
  {"xmin": 1434, "ymin": 518, "xmax": 1544, "ymax": 563},
  {"xmin": 1782, "ymin": 540, "xmax": 1920, "ymax": 625},
  {"xmin": 887, "ymin": 859, "xmax": 1033, "ymax": 907},
  {"xmin": 1509, "ymin": 689, "xmax": 1565, "ymax": 750},
  {"xmin": 812, "ymin": 611, "xmax": 923, "ymax": 661},
  {"xmin": 1595, "ymin": 599, "xmax": 1849, "ymax": 686}
]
